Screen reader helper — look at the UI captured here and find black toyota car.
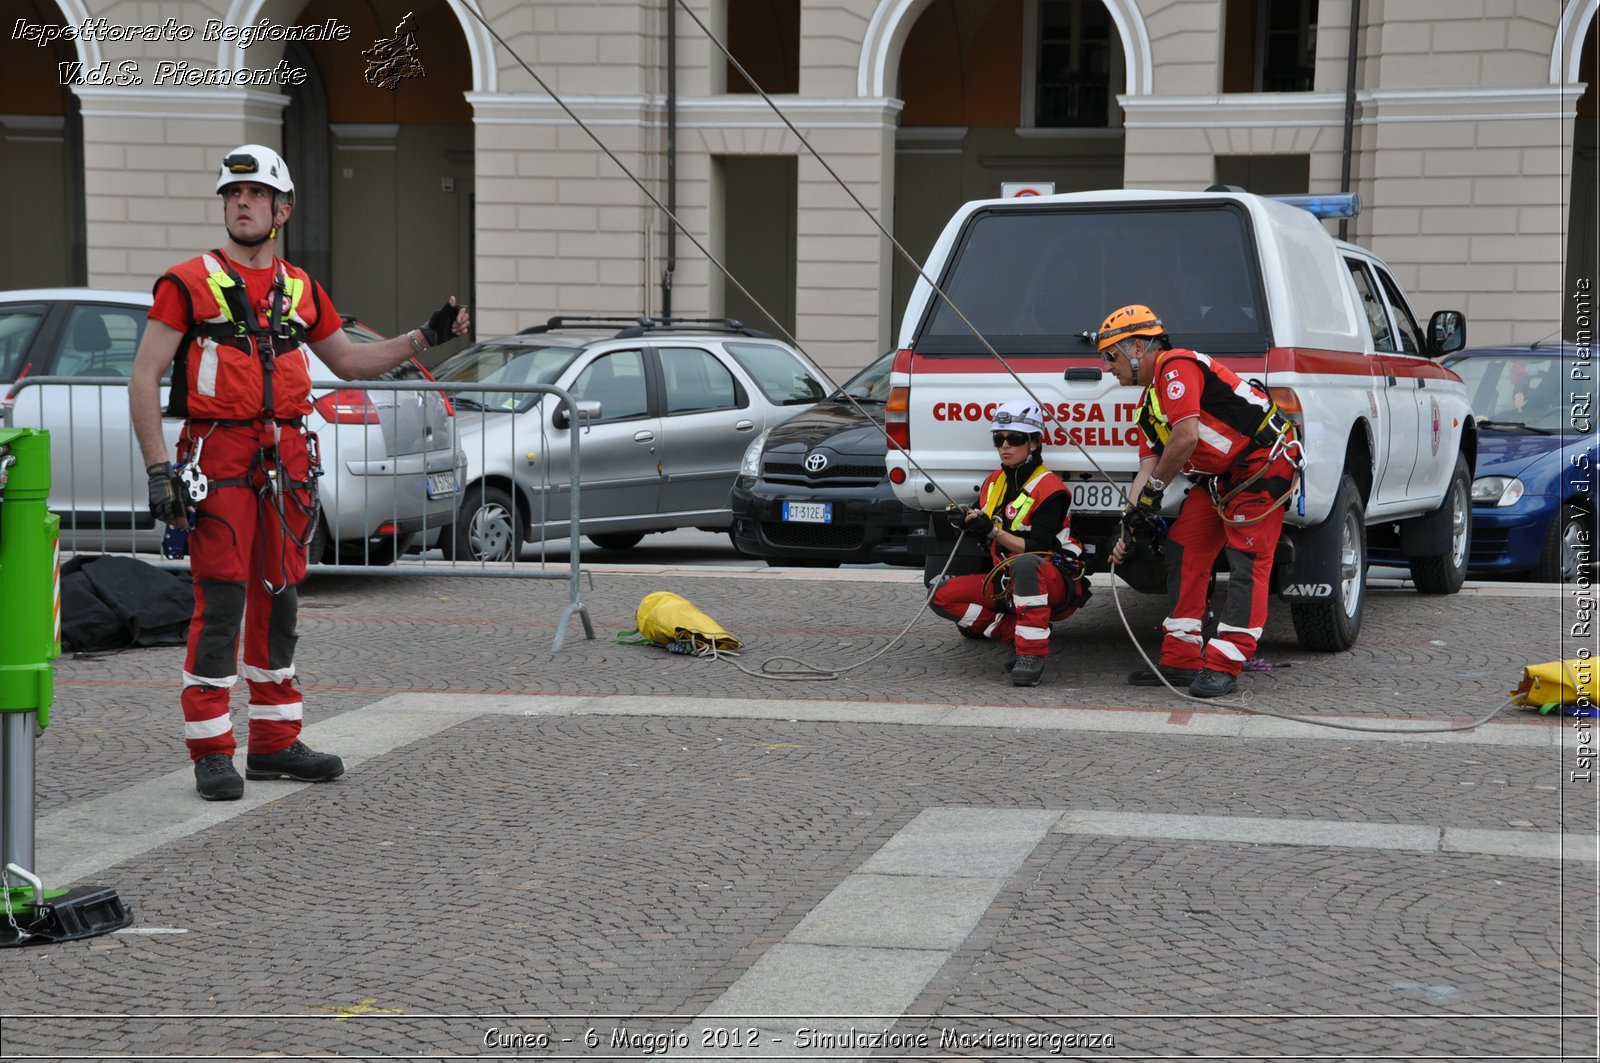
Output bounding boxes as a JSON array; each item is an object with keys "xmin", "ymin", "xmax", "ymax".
[{"xmin": 730, "ymin": 350, "xmax": 925, "ymax": 567}]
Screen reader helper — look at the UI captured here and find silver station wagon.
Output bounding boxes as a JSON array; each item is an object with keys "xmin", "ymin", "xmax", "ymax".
[{"xmin": 430, "ymin": 317, "xmax": 829, "ymax": 561}]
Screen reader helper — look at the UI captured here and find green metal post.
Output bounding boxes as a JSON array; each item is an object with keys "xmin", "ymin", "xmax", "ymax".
[
  {"xmin": 0, "ymin": 428, "xmax": 129, "ymax": 944},
  {"xmin": 0, "ymin": 428, "xmax": 59, "ymax": 926}
]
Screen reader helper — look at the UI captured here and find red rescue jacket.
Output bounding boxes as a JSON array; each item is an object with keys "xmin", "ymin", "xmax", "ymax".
[
  {"xmin": 1135, "ymin": 348, "xmax": 1293, "ymax": 476},
  {"xmin": 160, "ymin": 251, "xmax": 320, "ymax": 420}
]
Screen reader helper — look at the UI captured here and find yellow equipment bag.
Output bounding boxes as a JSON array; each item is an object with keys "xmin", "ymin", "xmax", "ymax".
[
  {"xmin": 1512, "ymin": 658, "xmax": 1600, "ymax": 713},
  {"xmin": 618, "ymin": 591, "xmax": 742, "ymax": 656}
]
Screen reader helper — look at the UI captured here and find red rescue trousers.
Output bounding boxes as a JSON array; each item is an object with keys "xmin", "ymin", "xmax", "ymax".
[
  {"xmin": 932, "ymin": 553, "xmax": 1079, "ymax": 657},
  {"xmin": 178, "ymin": 422, "xmax": 316, "ymax": 761},
  {"xmin": 1159, "ymin": 450, "xmax": 1297, "ymax": 676}
]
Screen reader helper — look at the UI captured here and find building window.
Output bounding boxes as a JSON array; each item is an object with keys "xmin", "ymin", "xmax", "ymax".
[
  {"xmin": 1261, "ymin": 0, "xmax": 1318, "ymax": 91},
  {"xmin": 1213, "ymin": 154, "xmax": 1310, "ymax": 195},
  {"xmin": 1035, "ymin": 0, "xmax": 1112, "ymax": 127},
  {"xmin": 726, "ymin": 0, "xmax": 800, "ymax": 94},
  {"xmin": 1222, "ymin": 0, "xmax": 1319, "ymax": 93}
]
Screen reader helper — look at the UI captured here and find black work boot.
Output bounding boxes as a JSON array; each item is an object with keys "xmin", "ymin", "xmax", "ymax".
[
  {"xmin": 1188, "ymin": 669, "xmax": 1238, "ymax": 698},
  {"xmin": 246, "ymin": 740, "xmax": 346, "ymax": 782},
  {"xmin": 194, "ymin": 753, "xmax": 244, "ymax": 801},
  {"xmin": 1010, "ymin": 654, "xmax": 1046, "ymax": 687},
  {"xmin": 1128, "ymin": 665, "xmax": 1200, "ymax": 687}
]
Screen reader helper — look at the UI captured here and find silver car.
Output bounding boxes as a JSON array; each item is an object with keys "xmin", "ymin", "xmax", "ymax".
[
  {"xmin": 430, "ymin": 317, "xmax": 829, "ymax": 561},
  {"xmin": 0, "ymin": 288, "xmax": 465, "ymax": 564}
]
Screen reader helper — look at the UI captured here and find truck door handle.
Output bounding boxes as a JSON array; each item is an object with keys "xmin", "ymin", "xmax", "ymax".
[
  {"xmin": 735, "ymin": 419, "xmax": 755, "ymax": 431},
  {"xmin": 634, "ymin": 430, "xmax": 655, "ymax": 443}
]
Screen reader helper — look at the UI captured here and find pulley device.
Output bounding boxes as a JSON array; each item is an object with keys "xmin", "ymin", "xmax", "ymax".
[{"xmin": 0, "ymin": 428, "xmax": 133, "ymax": 946}]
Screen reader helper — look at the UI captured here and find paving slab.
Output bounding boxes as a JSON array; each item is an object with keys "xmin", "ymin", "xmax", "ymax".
[{"xmin": 1, "ymin": 567, "xmax": 1591, "ymax": 1060}]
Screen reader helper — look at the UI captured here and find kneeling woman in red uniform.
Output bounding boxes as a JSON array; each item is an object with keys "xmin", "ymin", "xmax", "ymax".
[{"xmin": 931, "ymin": 400, "xmax": 1090, "ymax": 687}]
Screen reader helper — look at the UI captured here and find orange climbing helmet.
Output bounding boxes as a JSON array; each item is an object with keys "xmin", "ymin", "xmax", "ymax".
[{"xmin": 1096, "ymin": 304, "xmax": 1165, "ymax": 352}]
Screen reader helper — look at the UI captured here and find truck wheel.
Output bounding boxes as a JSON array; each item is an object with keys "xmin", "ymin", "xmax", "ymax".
[
  {"xmin": 1289, "ymin": 473, "xmax": 1367, "ymax": 652},
  {"xmin": 1408, "ymin": 454, "xmax": 1471, "ymax": 594},
  {"xmin": 922, "ymin": 541, "xmax": 990, "ymax": 588}
]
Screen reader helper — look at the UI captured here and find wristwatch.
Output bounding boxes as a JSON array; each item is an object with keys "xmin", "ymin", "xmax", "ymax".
[{"xmin": 1147, "ymin": 476, "xmax": 1166, "ymax": 492}]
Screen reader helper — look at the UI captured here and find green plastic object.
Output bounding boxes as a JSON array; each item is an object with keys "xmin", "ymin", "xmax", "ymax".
[{"xmin": 0, "ymin": 428, "xmax": 59, "ymax": 729}]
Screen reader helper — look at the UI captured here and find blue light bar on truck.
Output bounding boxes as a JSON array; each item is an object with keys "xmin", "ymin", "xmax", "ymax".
[{"xmin": 1269, "ymin": 193, "xmax": 1361, "ymax": 220}]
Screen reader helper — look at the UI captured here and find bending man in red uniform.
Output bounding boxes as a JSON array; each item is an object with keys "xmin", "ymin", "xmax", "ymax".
[
  {"xmin": 1101, "ymin": 304, "xmax": 1301, "ymax": 698},
  {"xmin": 931, "ymin": 400, "xmax": 1089, "ymax": 687},
  {"xmin": 129, "ymin": 144, "xmax": 471, "ymax": 800}
]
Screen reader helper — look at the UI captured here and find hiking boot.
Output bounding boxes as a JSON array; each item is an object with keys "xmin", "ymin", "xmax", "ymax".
[
  {"xmin": 1188, "ymin": 669, "xmax": 1238, "ymax": 698},
  {"xmin": 194, "ymin": 753, "xmax": 244, "ymax": 801},
  {"xmin": 1128, "ymin": 665, "xmax": 1200, "ymax": 687},
  {"xmin": 1010, "ymin": 654, "xmax": 1046, "ymax": 687},
  {"xmin": 245, "ymin": 741, "xmax": 345, "ymax": 782}
]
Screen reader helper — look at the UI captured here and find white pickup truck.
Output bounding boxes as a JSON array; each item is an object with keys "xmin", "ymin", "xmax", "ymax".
[{"xmin": 885, "ymin": 188, "xmax": 1474, "ymax": 651}]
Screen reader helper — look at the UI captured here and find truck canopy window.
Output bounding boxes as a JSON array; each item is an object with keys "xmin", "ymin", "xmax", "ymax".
[{"xmin": 916, "ymin": 205, "xmax": 1267, "ymax": 356}]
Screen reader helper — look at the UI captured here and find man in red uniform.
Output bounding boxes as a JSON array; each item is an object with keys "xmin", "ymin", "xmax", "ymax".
[
  {"xmin": 1101, "ymin": 304, "xmax": 1301, "ymax": 698},
  {"xmin": 129, "ymin": 144, "xmax": 471, "ymax": 800},
  {"xmin": 931, "ymin": 400, "xmax": 1089, "ymax": 687}
]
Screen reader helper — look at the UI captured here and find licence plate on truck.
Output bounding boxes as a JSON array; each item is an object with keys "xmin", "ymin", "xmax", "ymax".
[
  {"xmin": 426, "ymin": 471, "xmax": 458, "ymax": 499},
  {"xmin": 781, "ymin": 501, "xmax": 832, "ymax": 523},
  {"xmin": 1071, "ymin": 481, "xmax": 1128, "ymax": 514}
]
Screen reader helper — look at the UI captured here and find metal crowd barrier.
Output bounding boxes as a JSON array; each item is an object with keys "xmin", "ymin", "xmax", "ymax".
[{"xmin": 1, "ymin": 377, "xmax": 595, "ymax": 651}]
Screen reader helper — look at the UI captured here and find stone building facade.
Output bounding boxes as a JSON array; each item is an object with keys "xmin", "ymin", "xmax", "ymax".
[{"xmin": 0, "ymin": 0, "xmax": 1592, "ymax": 376}]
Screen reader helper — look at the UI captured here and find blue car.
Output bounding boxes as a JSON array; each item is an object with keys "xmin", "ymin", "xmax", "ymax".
[{"xmin": 1440, "ymin": 342, "xmax": 1595, "ymax": 581}]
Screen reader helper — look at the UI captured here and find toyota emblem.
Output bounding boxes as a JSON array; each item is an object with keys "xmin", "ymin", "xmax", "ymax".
[{"xmin": 804, "ymin": 452, "xmax": 829, "ymax": 472}]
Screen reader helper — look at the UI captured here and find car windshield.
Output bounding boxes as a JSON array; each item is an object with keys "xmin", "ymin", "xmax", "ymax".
[
  {"xmin": 1443, "ymin": 352, "xmax": 1590, "ymax": 434},
  {"xmin": 430, "ymin": 342, "xmax": 580, "ymax": 412},
  {"xmin": 834, "ymin": 351, "xmax": 895, "ymax": 403},
  {"xmin": 723, "ymin": 341, "xmax": 826, "ymax": 405}
]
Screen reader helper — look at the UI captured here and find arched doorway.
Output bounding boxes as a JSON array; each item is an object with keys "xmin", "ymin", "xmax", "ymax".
[
  {"xmin": 887, "ymin": 0, "xmax": 1130, "ymax": 324},
  {"xmin": 0, "ymin": 0, "xmax": 85, "ymax": 288},
  {"xmin": 286, "ymin": 0, "xmax": 474, "ymax": 343}
]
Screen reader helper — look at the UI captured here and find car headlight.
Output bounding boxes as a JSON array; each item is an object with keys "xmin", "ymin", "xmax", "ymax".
[
  {"xmin": 1471, "ymin": 475, "xmax": 1525, "ymax": 507},
  {"xmin": 739, "ymin": 431, "xmax": 769, "ymax": 481}
]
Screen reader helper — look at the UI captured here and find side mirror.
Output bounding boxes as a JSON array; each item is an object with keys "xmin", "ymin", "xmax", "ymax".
[
  {"xmin": 552, "ymin": 399, "xmax": 602, "ymax": 429},
  {"xmin": 1428, "ymin": 310, "xmax": 1466, "ymax": 357}
]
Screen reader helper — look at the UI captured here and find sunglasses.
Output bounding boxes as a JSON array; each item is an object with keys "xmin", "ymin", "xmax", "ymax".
[{"xmin": 991, "ymin": 432, "xmax": 1032, "ymax": 447}]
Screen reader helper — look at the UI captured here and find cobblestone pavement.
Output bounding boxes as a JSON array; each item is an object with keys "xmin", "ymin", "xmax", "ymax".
[{"xmin": 2, "ymin": 565, "xmax": 1595, "ymax": 1061}]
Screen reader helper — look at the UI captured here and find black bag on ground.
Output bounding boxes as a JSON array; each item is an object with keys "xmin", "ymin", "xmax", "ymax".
[{"xmin": 60, "ymin": 555, "xmax": 193, "ymax": 652}]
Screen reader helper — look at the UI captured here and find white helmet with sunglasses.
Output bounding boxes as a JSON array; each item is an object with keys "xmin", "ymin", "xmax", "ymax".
[
  {"xmin": 989, "ymin": 400, "xmax": 1046, "ymax": 438},
  {"xmin": 216, "ymin": 144, "xmax": 294, "ymax": 199}
]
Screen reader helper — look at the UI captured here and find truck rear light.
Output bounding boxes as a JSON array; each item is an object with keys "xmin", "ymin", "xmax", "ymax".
[
  {"xmin": 886, "ymin": 384, "xmax": 910, "ymax": 451},
  {"xmin": 1267, "ymin": 386, "xmax": 1302, "ymax": 414},
  {"xmin": 888, "ymin": 466, "xmax": 906, "ymax": 484},
  {"xmin": 313, "ymin": 388, "xmax": 381, "ymax": 424},
  {"xmin": 885, "ymin": 348, "xmax": 915, "ymax": 451},
  {"xmin": 1267, "ymin": 386, "xmax": 1305, "ymax": 432}
]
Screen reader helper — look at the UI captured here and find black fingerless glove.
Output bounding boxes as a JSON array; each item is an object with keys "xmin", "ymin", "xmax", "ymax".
[
  {"xmin": 147, "ymin": 462, "xmax": 188, "ymax": 525},
  {"xmin": 418, "ymin": 300, "xmax": 458, "ymax": 347},
  {"xmin": 962, "ymin": 508, "xmax": 996, "ymax": 542},
  {"xmin": 1134, "ymin": 481, "xmax": 1164, "ymax": 514}
]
